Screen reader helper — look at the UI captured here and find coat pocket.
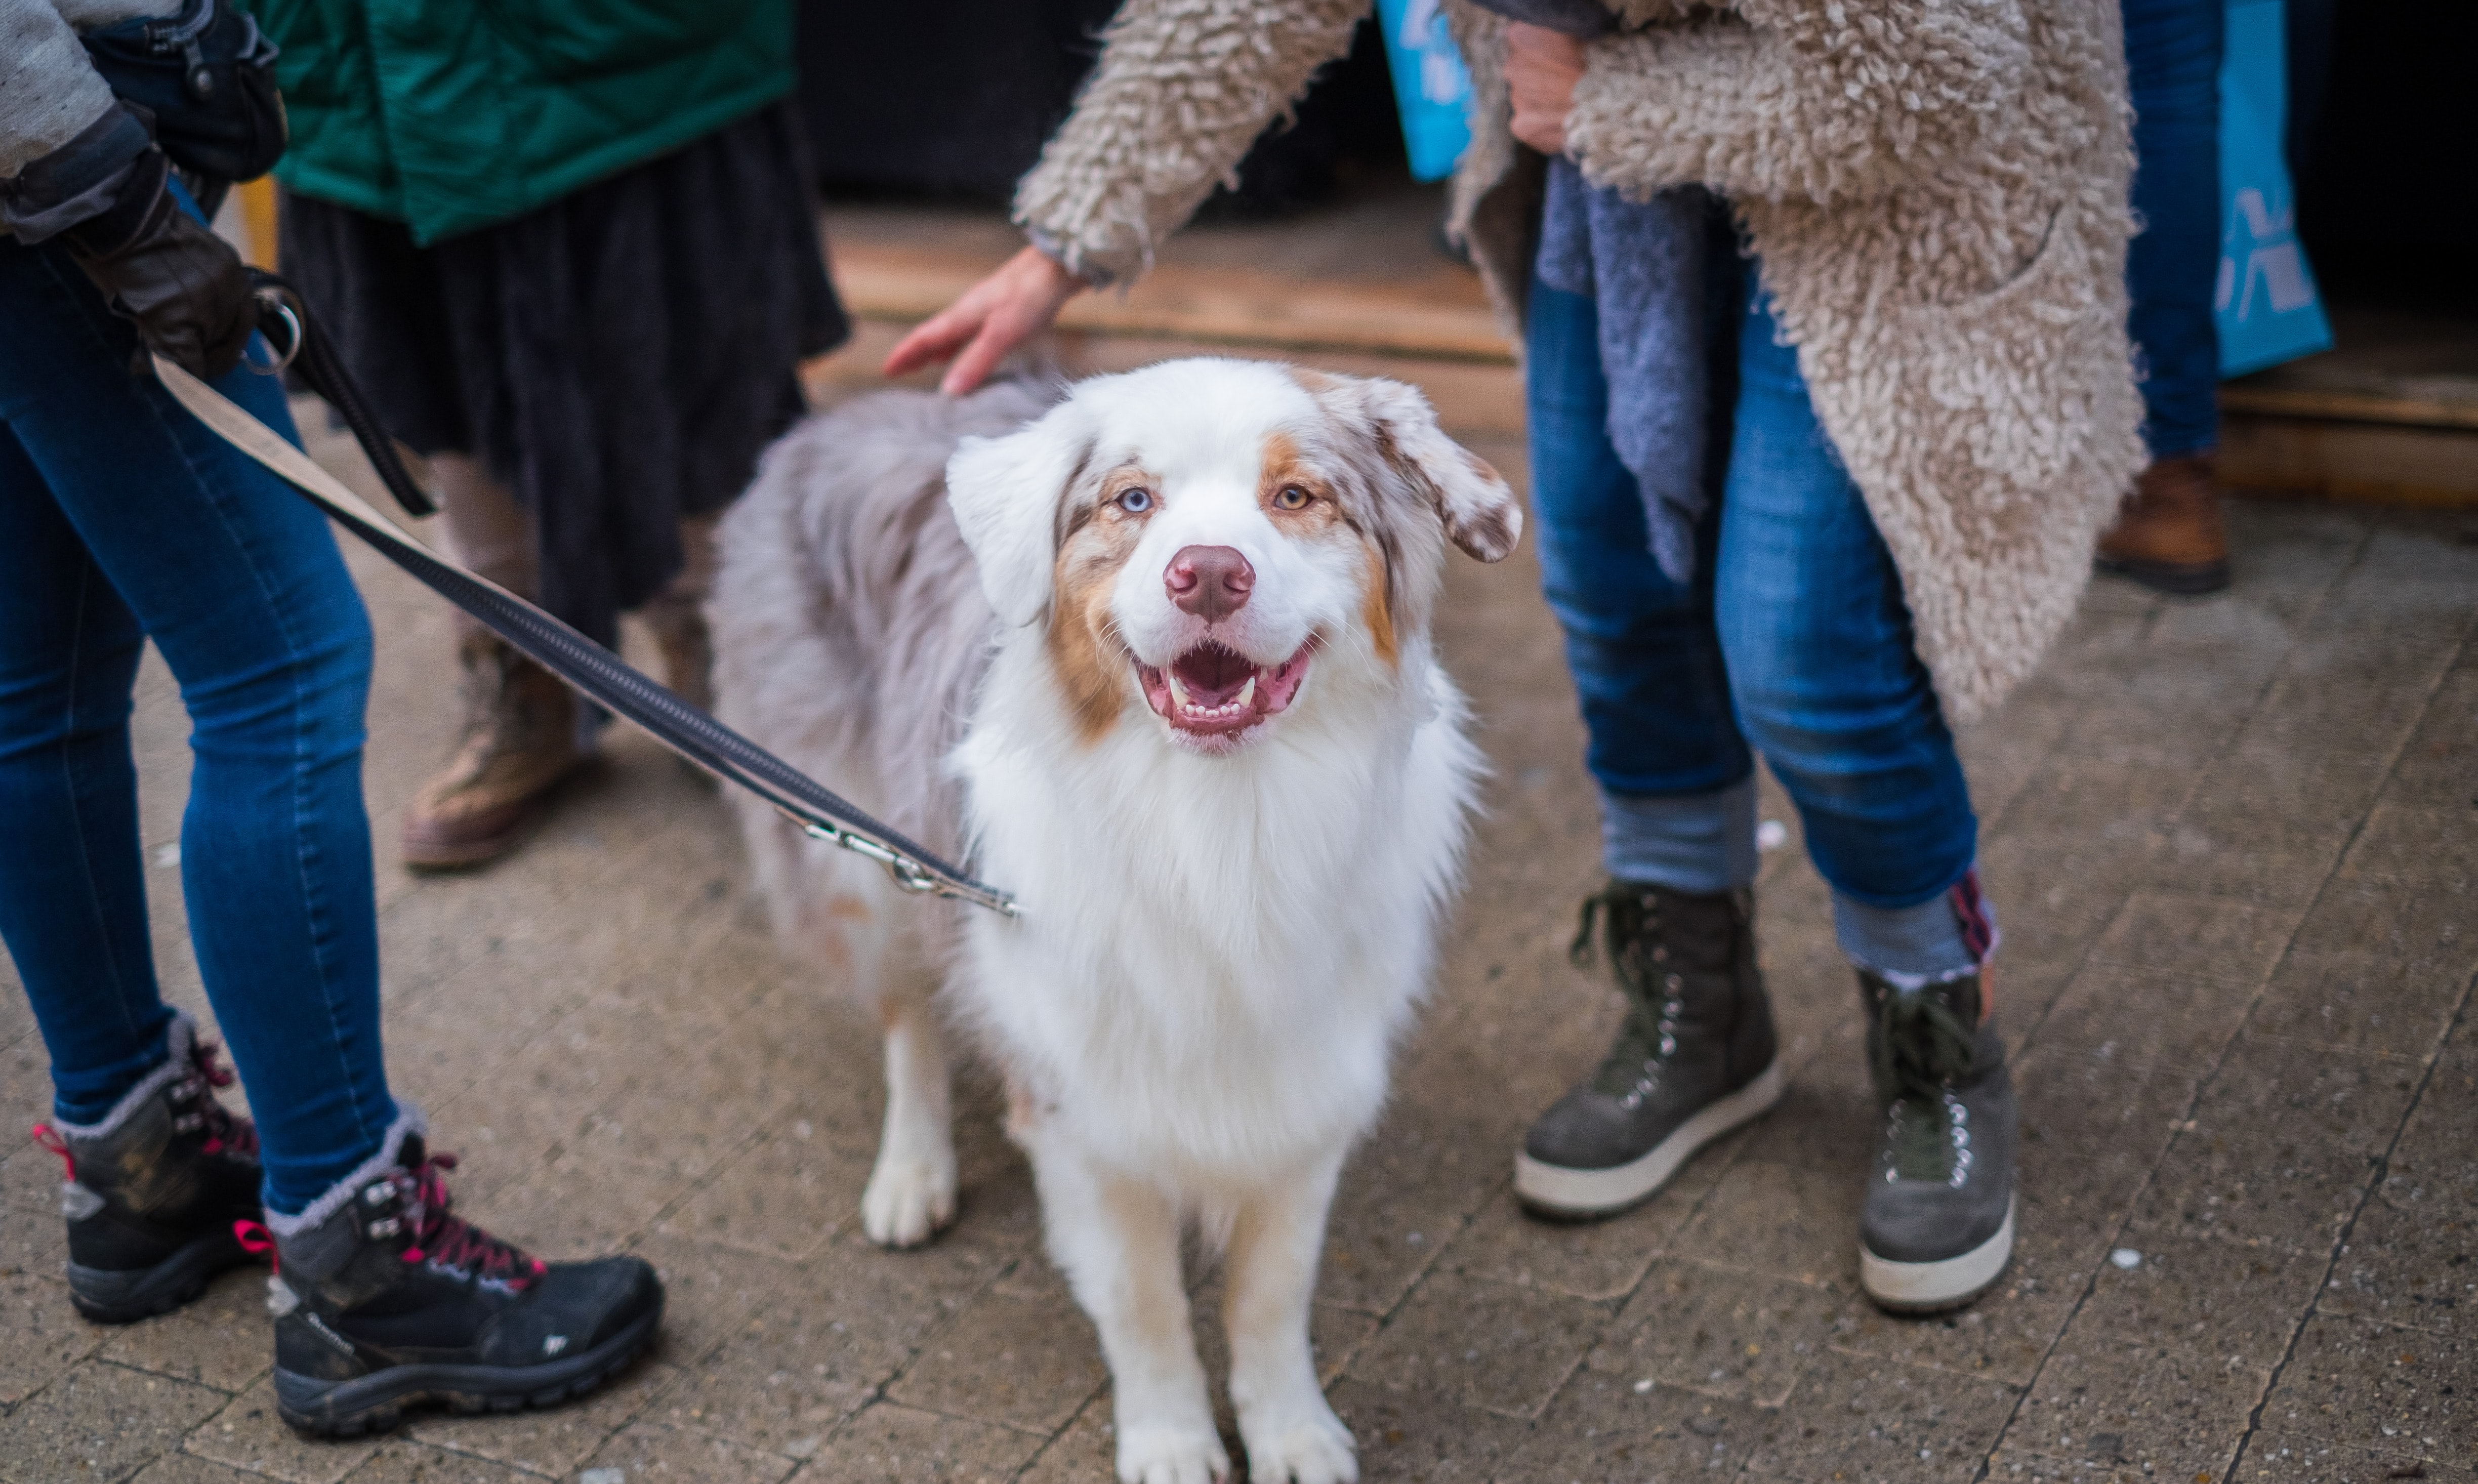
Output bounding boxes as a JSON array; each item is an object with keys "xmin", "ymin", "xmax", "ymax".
[{"xmin": 1898, "ymin": 201, "xmax": 2124, "ymax": 501}]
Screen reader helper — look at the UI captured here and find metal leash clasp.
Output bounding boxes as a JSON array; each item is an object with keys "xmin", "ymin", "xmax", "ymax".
[
  {"xmin": 773, "ymin": 805, "xmax": 1021, "ymax": 917},
  {"xmin": 244, "ymin": 285, "xmax": 303, "ymax": 376}
]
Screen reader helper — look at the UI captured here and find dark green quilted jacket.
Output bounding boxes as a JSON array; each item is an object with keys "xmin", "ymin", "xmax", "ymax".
[{"xmin": 250, "ymin": 0, "xmax": 796, "ymax": 244}]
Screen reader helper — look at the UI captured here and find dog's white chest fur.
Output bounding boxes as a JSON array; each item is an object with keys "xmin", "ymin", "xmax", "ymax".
[{"xmin": 955, "ymin": 644, "xmax": 1477, "ymax": 1186}]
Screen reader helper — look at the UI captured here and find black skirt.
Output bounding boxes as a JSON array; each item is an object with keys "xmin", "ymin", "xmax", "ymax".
[{"xmin": 281, "ymin": 101, "xmax": 848, "ymax": 645}]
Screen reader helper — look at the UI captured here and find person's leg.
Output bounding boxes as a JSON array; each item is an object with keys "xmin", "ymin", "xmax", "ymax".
[
  {"xmin": 1522, "ymin": 277, "xmax": 1756, "ymax": 886},
  {"xmin": 1513, "ymin": 276, "xmax": 1782, "ymax": 1219},
  {"xmin": 0, "ymin": 423, "xmax": 179, "ymax": 1124},
  {"xmin": 2101, "ymin": 0, "xmax": 2232, "ymax": 593},
  {"xmin": 0, "ymin": 240, "xmax": 303, "ymax": 1319},
  {"xmin": 1712, "ymin": 288, "xmax": 1984, "ymax": 949},
  {"xmin": 2124, "ymin": 0, "xmax": 2225, "ymax": 464},
  {"xmin": 639, "ymin": 511, "xmax": 720, "ymax": 711},
  {"xmin": 2, "ymin": 237, "xmax": 663, "ymax": 1409},
  {"xmin": 400, "ymin": 452, "xmax": 583, "ymax": 870},
  {"xmin": 433, "ymin": 451, "xmax": 540, "ymax": 595},
  {"xmin": 1714, "ymin": 283, "xmax": 2014, "ymax": 1312},
  {"xmin": 0, "ymin": 238, "xmax": 408, "ymax": 1215}
]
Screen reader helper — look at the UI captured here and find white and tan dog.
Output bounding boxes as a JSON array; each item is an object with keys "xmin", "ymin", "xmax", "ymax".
[{"xmin": 710, "ymin": 358, "xmax": 1518, "ymax": 1484}]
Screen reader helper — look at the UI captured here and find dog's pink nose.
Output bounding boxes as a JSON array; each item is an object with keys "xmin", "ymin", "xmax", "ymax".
[{"xmin": 1166, "ymin": 545, "xmax": 1254, "ymax": 621}]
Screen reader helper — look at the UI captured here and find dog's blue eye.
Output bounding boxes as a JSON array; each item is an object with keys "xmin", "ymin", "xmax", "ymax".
[{"xmin": 1116, "ymin": 488, "xmax": 1152, "ymax": 514}]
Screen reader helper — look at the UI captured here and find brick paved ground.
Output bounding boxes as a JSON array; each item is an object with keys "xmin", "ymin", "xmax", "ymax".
[{"xmin": 1, "ymin": 353, "xmax": 2472, "ymax": 1483}]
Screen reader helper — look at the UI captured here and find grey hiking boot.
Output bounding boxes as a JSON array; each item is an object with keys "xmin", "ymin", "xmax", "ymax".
[
  {"xmin": 1516, "ymin": 883, "xmax": 1784, "ymax": 1217},
  {"xmin": 1857, "ymin": 969, "xmax": 2018, "ymax": 1312},
  {"xmin": 266, "ymin": 1130, "xmax": 663, "ymax": 1437},
  {"xmin": 36, "ymin": 1013, "xmax": 265, "ymax": 1324}
]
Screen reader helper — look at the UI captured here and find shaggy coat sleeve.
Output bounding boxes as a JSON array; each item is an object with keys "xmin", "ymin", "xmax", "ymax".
[
  {"xmin": 1011, "ymin": 0, "xmax": 1369, "ymax": 286},
  {"xmin": 1564, "ymin": 0, "xmax": 2036, "ymax": 204}
]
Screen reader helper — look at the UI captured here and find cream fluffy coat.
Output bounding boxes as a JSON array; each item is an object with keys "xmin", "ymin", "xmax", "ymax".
[
  {"xmin": 1013, "ymin": 0, "xmax": 2144, "ymax": 722},
  {"xmin": 710, "ymin": 360, "xmax": 1520, "ymax": 1484}
]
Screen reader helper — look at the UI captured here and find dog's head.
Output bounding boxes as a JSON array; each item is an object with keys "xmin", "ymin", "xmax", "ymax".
[{"xmin": 946, "ymin": 359, "xmax": 1520, "ymax": 755}]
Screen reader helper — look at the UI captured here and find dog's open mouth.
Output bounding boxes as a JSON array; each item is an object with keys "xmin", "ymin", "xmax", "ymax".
[{"xmin": 1135, "ymin": 641, "xmax": 1313, "ymax": 738}]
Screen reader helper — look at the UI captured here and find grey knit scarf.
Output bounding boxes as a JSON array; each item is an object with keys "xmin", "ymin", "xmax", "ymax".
[
  {"xmin": 1477, "ymin": 0, "xmax": 1726, "ymax": 582},
  {"xmin": 1536, "ymin": 160, "xmax": 1724, "ymax": 582}
]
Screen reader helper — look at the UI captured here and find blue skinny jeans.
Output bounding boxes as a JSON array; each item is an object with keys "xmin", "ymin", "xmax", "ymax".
[
  {"xmin": 2124, "ymin": 0, "xmax": 2225, "ymax": 460},
  {"xmin": 0, "ymin": 230, "xmax": 399, "ymax": 1215},
  {"xmin": 1526, "ymin": 270, "xmax": 1985, "ymax": 973}
]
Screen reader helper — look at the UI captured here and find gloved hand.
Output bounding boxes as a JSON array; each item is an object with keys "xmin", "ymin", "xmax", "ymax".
[
  {"xmin": 2, "ymin": 104, "xmax": 255, "ymax": 379},
  {"xmin": 65, "ymin": 148, "xmax": 257, "ymax": 379}
]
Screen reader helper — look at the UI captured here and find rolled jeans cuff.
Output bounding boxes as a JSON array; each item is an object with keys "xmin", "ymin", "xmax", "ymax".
[
  {"xmin": 1834, "ymin": 869, "xmax": 1999, "ymax": 985},
  {"xmin": 1598, "ymin": 776, "xmax": 1758, "ymax": 894}
]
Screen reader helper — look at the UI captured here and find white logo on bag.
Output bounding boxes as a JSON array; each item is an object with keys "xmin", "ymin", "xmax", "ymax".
[
  {"xmin": 2218, "ymin": 188, "xmax": 2318, "ymax": 320},
  {"xmin": 1399, "ymin": 0, "xmax": 1467, "ymax": 104}
]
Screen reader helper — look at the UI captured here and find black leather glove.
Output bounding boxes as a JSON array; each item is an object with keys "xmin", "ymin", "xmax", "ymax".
[
  {"xmin": 2, "ymin": 104, "xmax": 255, "ymax": 379},
  {"xmin": 66, "ymin": 148, "xmax": 258, "ymax": 379}
]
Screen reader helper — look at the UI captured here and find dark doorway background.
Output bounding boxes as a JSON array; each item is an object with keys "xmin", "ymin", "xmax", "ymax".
[
  {"xmin": 798, "ymin": 0, "xmax": 2474, "ymax": 316},
  {"xmin": 2293, "ymin": 0, "xmax": 2477, "ymax": 314},
  {"xmin": 796, "ymin": 4, "xmax": 1408, "ymax": 214}
]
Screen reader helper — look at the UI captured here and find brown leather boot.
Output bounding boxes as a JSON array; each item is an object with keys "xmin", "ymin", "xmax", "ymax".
[
  {"xmin": 401, "ymin": 629, "xmax": 583, "ymax": 871},
  {"xmin": 2096, "ymin": 454, "xmax": 2230, "ymax": 595}
]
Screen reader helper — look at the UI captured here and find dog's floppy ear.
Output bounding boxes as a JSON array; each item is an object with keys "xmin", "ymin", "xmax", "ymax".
[
  {"xmin": 946, "ymin": 402, "xmax": 1092, "ymax": 627},
  {"xmin": 1360, "ymin": 378, "xmax": 1522, "ymax": 563}
]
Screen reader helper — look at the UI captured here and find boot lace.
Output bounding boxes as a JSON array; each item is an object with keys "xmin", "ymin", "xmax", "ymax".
[
  {"xmin": 382, "ymin": 1151, "xmax": 545, "ymax": 1290},
  {"xmin": 171, "ymin": 1037, "xmax": 259, "ymax": 1161},
  {"xmin": 1871, "ymin": 988, "xmax": 1980, "ymax": 1187},
  {"xmin": 1882, "ymin": 1092, "xmax": 1976, "ymax": 1187},
  {"xmin": 1571, "ymin": 887, "xmax": 1689, "ymax": 1105}
]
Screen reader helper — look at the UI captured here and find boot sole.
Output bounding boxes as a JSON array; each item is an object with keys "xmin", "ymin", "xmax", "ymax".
[
  {"xmin": 67, "ymin": 1227, "xmax": 253, "ymax": 1324},
  {"xmin": 400, "ymin": 766, "xmax": 583, "ymax": 873},
  {"xmin": 1514, "ymin": 1059, "xmax": 1785, "ymax": 1219},
  {"xmin": 273, "ymin": 1300, "xmax": 662, "ymax": 1438},
  {"xmin": 2094, "ymin": 553, "xmax": 2231, "ymax": 596},
  {"xmin": 400, "ymin": 791, "xmax": 559, "ymax": 871},
  {"xmin": 1861, "ymin": 1196, "xmax": 2016, "ymax": 1314}
]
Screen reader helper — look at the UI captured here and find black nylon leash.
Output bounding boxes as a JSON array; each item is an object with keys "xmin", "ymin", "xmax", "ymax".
[{"xmin": 154, "ymin": 275, "xmax": 1017, "ymax": 918}]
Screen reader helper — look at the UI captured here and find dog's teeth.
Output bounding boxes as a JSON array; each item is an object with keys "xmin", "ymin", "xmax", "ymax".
[
  {"xmin": 1237, "ymin": 674, "xmax": 1256, "ymax": 709},
  {"xmin": 1167, "ymin": 672, "xmax": 1191, "ymax": 709}
]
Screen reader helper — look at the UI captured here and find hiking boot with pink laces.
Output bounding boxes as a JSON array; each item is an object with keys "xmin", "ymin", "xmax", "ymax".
[
  {"xmin": 264, "ymin": 1133, "xmax": 663, "ymax": 1437},
  {"xmin": 36, "ymin": 1014, "xmax": 265, "ymax": 1324}
]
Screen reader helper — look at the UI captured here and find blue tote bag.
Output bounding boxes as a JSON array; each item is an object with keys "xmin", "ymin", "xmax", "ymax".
[
  {"xmin": 1376, "ymin": 0, "xmax": 1474, "ymax": 181},
  {"xmin": 2217, "ymin": 0, "xmax": 2333, "ymax": 375}
]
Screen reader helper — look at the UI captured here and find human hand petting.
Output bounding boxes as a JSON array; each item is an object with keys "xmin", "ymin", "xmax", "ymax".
[
  {"xmin": 881, "ymin": 243, "xmax": 1087, "ymax": 395},
  {"xmin": 1504, "ymin": 22, "xmax": 1587, "ymax": 155}
]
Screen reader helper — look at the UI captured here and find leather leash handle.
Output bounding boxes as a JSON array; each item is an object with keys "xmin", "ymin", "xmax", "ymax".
[
  {"xmin": 246, "ymin": 272, "xmax": 436, "ymax": 520},
  {"xmin": 155, "ymin": 333, "xmax": 1020, "ymax": 918}
]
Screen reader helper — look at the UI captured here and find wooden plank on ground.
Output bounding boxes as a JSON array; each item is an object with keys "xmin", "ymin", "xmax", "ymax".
[
  {"xmin": 832, "ymin": 241, "xmax": 1514, "ymax": 364},
  {"xmin": 2221, "ymin": 415, "xmax": 2478, "ymax": 507}
]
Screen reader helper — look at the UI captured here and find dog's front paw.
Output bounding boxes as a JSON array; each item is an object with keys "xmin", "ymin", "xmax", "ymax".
[
  {"xmin": 1241, "ymin": 1396, "xmax": 1357, "ymax": 1484},
  {"xmin": 860, "ymin": 1151, "xmax": 956, "ymax": 1248},
  {"xmin": 1115, "ymin": 1422, "xmax": 1229, "ymax": 1484}
]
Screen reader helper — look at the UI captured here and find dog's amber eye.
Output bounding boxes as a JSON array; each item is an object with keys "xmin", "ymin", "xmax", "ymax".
[
  {"xmin": 1273, "ymin": 486, "xmax": 1312, "ymax": 512},
  {"xmin": 1115, "ymin": 488, "xmax": 1152, "ymax": 514}
]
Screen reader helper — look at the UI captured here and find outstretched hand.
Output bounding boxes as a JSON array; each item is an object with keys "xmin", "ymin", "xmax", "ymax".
[{"xmin": 882, "ymin": 244, "xmax": 1088, "ymax": 395}]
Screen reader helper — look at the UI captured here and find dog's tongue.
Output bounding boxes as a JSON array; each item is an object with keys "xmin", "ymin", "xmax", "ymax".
[
  {"xmin": 1172, "ymin": 644, "xmax": 1255, "ymax": 708},
  {"xmin": 1136, "ymin": 641, "xmax": 1314, "ymax": 735}
]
